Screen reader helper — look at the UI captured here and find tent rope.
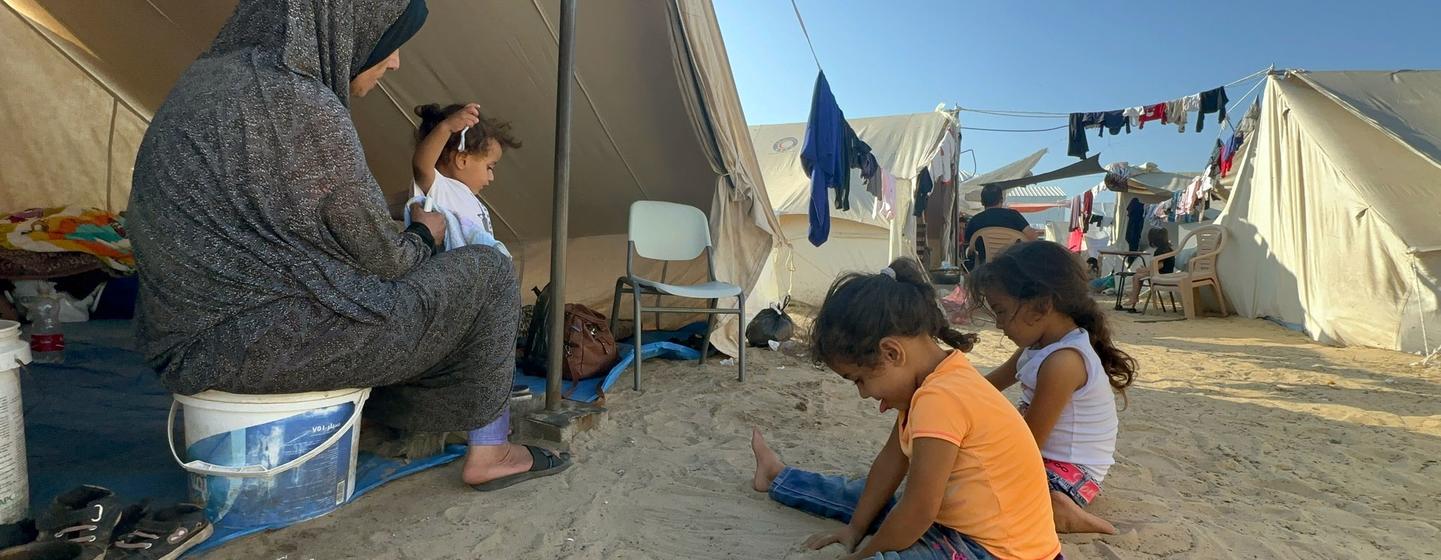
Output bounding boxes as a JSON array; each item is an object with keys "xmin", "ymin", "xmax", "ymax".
[
  {"xmin": 959, "ymin": 124, "xmax": 1068, "ymax": 133},
  {"xmin": 957, "ymin": 67, "xmax": 1272, "ymax": 119},
  {"xmin": 789, "ymin": 0, "xmax": 823, "ymax": 72}
]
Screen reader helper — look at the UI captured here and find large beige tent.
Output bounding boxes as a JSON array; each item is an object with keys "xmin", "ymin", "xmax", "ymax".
[
  {"xmin": 744, "ymin": 112, "xmax": 954, "ymax": 307},
  {"xmin": 0, "ymin": 0, "xmax": 780, "ymax": 356},
  {"xmin": 1215, "ymin": 70, "xmax": 1441, "ymax": 355}
]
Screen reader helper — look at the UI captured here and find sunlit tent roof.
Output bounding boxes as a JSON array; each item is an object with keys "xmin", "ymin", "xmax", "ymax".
[
  {"xmin": 0, "ymin": 0, "xmax": 781, "ymax": 355},
  {"xmin": 1216, "ymin": 70, "xmax": 1441, "ymax": 354}
]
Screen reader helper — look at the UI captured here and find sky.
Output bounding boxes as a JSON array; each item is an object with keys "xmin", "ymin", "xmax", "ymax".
[{"xmin": 713, "ymin": 0, "xmax": 1441, "ymax": 197}]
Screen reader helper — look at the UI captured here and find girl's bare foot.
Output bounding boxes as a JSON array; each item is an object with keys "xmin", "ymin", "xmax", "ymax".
[
  {"xmin": 751, "ymin": 429, "xmax": 785, "ymax": 492},
  {"xmin": 1050, "ymin": 491, "xmax": 1117, "ymax": 534}
]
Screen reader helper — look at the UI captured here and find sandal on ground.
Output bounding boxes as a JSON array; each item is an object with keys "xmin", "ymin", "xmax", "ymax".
[
  {"xmin": 469, "ymin": 445, "xmax": 572, "ymax": 492},
  {"xmin": 1123, "ymin": 306, "xmax": 1142, "ymax": 313}
]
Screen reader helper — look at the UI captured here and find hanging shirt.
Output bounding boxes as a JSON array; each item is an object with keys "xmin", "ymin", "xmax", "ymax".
[
  {"xmin": 800, "ymin": 71, "xmax": 846, "ymax": 247},
  {"xmin": 913, "ymin": 168, "xmax": 934, "ymax": 217},
  {"xmin": 1122, "ymin": 106, "xmax": 1144, "ymax": 128},
  {"xmin": 1197, "ymin": 87, "xmax": 1229, "ymax": 133},
  {"xmin": 871, "ymin": 168, "xmax": 897, "ymax": 221},
  {"xmin": 1081, "ymin": 190, "xmax": 1093, "ymax": 232},
  {"xmin": 1067, "ymin": 112, "xmax": 1104, "ymax": 159},
  {"xmin": 1099, "ymin": 110, "xmax": 1131, "ymax": 137},
  {"xmin": 1138, "ymin": 103, "xmax": 1166, "ymax": 129},
  {"xmin": 1125, "ymin": 197, "xmax": 1145, "ymax": 251}
]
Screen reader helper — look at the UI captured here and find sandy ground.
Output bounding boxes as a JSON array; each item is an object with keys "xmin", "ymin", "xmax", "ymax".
[{"xmin": 207, "ymin": 310, "xmax": 1441, "ymax": 559}]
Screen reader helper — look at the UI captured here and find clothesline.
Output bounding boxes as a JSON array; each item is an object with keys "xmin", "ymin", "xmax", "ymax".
[
  {"xmin": 957, "ymin": 67, "xmax": 1273, "ymax": 119},
  {"xmin": 789, "ymin": 0, "xmax": 823, "ymax": 72},
  {"xmin": 959, "ymin": 124, "xmax": 1069, "ymax": 133}
]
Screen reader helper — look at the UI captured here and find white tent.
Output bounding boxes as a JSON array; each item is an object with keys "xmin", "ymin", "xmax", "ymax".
[
  {"xmin": 1215, "ymin": 70, "xmax": 1441, "ymax": 355},
  {"xmin": 0, "ymin": 0, "xmax": 780, "ymax": 356},
  {"xmin": 744, "ymin": 112, "xmax": 954, "ymax": 307}
]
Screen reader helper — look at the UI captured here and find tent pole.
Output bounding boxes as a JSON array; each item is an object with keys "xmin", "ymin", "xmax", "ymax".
[{"xmin": 545, "ymin": 0, "xmax": 578, "ymax": 411}]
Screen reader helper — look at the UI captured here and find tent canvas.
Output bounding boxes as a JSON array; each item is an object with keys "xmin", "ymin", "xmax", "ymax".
[
  {"xmin": 1215, "ymin": 70, "xmax": 1441, "ymax": 355},
  {"xmin": 0, "ymin": 0, "xmax": 779, "ymax": 357},
  {"xmin": 744, "ymin": 112, "xmax": 954, "ymax": 308}
]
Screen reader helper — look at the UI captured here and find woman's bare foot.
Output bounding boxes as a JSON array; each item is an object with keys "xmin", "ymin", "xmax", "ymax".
[
  {"xmin": 461, "ymin": 443, "xmax": 535, "ymax": 486},
  {"xmin": 1050, "ymin": 491, "xmax": 1116, "ymax": 534},
  {"xmin": 751, "ymin": 429, "xmax": 785, "ymax": 492}
]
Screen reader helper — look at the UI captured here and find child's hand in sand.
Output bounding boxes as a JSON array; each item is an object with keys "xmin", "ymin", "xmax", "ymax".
[{"xmin": 803, "ymin": 524, "xmax": 862, "ymax": 553}]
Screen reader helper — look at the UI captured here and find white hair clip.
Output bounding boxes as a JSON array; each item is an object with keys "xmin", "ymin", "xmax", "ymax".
[
  {"xmin": 880, "ymin": 267, "xmax": 896, "ymax": 279},
  {"xmin": 457, "ymin": 126, "xmax": 470, "ymax": 152}
]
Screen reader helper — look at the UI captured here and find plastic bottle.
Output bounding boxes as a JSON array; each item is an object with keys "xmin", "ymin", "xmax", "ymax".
[{"xmin": 28, "ymin": 288, "xmax": 64, "ymax": 364}]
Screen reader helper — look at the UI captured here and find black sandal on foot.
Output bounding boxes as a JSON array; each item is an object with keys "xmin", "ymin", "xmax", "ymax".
[{"xmin": 469, "ymin": 445, "xmax": 572, "ymax": 492}]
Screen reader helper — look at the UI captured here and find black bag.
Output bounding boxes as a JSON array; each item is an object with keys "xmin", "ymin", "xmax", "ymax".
[
  {"xmin": 745, "ymin": 295, "xmax": 796, "ymax": 348},
  {"xmin": 520, "ymin": 284, "xmax": 554, "ymax": 373}
]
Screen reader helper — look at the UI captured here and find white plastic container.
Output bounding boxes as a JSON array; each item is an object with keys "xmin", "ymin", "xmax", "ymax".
[
  {"xmin": 168, "ymin": 388, "xmax": 369, "ymax": 531},
  {"xmin": 0, "ymin": 320, "xmax": 33, "ymax": 524}
]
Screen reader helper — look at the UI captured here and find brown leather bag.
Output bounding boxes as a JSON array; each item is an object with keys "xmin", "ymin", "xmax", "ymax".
[{"xmin": 560, "ymin": 304, "xmax": 619, "ymax": 382}]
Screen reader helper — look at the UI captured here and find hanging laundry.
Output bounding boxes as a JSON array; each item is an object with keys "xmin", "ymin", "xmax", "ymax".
[
  {"xmin": 799, "ymin": 71, "xmax": 846, "ymax": 246},
  {"xmin": 1081, "ymin": 190, "xmax": 1093, "ymax": 232},
  {"xmin": 1220, "ymin": 132, "xmax": 1244, "ymax": 177},
  {"xmin": 871, "ymin": 168, "xmax": 897, "ymax": 221},
  {"xmin": 929, "ymin": 129, "xmax": 959, "ymax": 183},
  {"xmin": 1125, "ymin": 197, "xmax": 1145, "ymax": 252},
  {"xmin": 1138, "ymin": 103, "xmax": 1166, "ymax": 129},
  {"xmin": 1178, "ymin": 175, "xmax": 1204, "ymax": 215},
  {"xmin": 862, "ymin": 152, "xmax": 882, "ymax": 200},
  {"xmin": 832, "ymin": 125, "xmax": 863, "ymax": 212},
  {"xmin": 1068, "ymin": 229, "xmax": 1084, "ymax": 252},
  {"xmin": 1069, "ymin": 195, "xmax": 1084, "ymax": 230},
  {"xmin": 1067, "ymin": 112, "xmax": 1104, "ymax": 159},
  {"xmin": 1165, "ymin": 95, "xmax": 1200, "ymax": 133},
  {"xmin": 1100, "ymin": 110, "xmax": 1131, "ymax": 136},
  {"xmin": 913, "ymin": 168, "xmax": 934, "ymax": 217},
  {"xmin": 1196, "ymin": 87, "xmax": 1229, "ymax": 132},
  {"xmin": 1206, "ymin": 138, "xmax": 1224, "ymax": 174},
  {"xmin": 1122, "ymin": 106, "xmax": 1144, "ymax": 128}
]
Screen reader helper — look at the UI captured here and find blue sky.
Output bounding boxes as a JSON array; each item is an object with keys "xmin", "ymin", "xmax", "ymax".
[{"xmin": 714, "ymin": 0, "xmax": 1441, "ymax": 196}]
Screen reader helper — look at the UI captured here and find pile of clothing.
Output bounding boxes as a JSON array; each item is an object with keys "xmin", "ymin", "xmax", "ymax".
[
  {"xmin": 1067, "ymin": 86, "xmax": 1230, "ymax": 159},
  {"xmin": 0, "ymin": 207, "xmax": 134, "ymax": 274}
]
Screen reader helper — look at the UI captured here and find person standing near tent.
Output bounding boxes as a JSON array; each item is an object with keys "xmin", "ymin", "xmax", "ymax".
[
  {"xmin": 963, "ymin": 185, "xmax": 1041, "ymax": 269},
  {"xmin": 406, "ymin": 102, "xmax": 572, "ymax": 489},
  {"xmin": 128, "ymin": 0, "xmax": 547, "ymax": 489}
]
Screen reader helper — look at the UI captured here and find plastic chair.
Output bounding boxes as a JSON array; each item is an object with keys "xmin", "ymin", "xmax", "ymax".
[
  {"xmin": 965, "ymin": 227, "xmax": 1028, "ymax": 266},
  {"xmin": 1142, "ymin": 225, "xmax": 1230, "ymax": 319},
  {"xmin": 609, "ymin": 201, "xmax": 745, "ymax": 390}
]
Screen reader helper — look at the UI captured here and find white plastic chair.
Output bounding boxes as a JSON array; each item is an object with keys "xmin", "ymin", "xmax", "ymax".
[{"xmin": 609, "ymin": 201, "xmax": 745, "ymax": 390}]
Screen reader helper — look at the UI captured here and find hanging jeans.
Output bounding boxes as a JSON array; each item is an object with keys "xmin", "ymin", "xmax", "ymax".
[{"xmin": 768, "ymin": 467, "xmax": 998, "ymax": 560}]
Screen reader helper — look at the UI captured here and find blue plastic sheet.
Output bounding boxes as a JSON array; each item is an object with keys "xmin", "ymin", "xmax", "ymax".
[{"xmin": 22, "ymin": 321, "xmax": 465, "ymax": 557}]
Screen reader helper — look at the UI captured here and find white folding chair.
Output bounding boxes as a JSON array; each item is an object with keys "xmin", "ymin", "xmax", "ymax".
[{"xmin": 609, "ymin": 201, "xmax": 745, "ymax": 390}]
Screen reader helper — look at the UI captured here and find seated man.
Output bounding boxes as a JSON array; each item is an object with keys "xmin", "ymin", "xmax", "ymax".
[{"xmin": 963, "ymin": 184, "xmax": 1041, "ymax": 268}]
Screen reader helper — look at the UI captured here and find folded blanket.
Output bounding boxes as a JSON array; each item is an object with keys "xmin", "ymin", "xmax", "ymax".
[{"xmin": 1, "ymin": 207, "xmax": 133, "ymax": 272}]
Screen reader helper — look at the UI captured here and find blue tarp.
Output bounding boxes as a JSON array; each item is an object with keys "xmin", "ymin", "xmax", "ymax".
[
  {"xmin": 513, "ymin": 324, "xmax": 707, "ymax": 403},
  {"xmin": 21, "ymin": 321, "xmax": 464, "ymax": 556}
]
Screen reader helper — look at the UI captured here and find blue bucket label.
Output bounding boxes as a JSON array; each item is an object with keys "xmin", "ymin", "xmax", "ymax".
[{"xmin": 186, "ymin": 402, "xmax": 356, "ymax": 530}]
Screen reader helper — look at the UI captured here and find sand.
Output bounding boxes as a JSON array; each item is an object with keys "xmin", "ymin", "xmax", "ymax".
[{"xmin": 207, "ymin": 311, "xmax": 1441, "ymax": 559}]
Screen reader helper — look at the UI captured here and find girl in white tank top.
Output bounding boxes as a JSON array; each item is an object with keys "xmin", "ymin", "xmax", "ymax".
[{"xmin": 968, "ymin": 240, "xmax": 1138, "ymax": 535}]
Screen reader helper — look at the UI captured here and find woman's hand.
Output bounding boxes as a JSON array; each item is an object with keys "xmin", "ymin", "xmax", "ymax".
[
  {"xmin": 409, "ymin": 203, "xmax": 446, "ymax": 245},
  {"xmin": 444, "ymin": 103, "xmax": 481, "ymax": 133},
  {"xmin": 804, "ymin": 524, "xmax": 862, "ymax": 553}
]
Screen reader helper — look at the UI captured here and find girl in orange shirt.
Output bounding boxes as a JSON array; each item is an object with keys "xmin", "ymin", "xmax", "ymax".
[{"xmin": 750, "ymin": 259, "xmax": 1062, "ymax": 560}]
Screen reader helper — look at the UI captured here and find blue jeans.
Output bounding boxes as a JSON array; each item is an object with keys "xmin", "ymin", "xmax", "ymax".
[{"xmin": 769, "ymin": 467, "xmax": 997, "ymax": 560}]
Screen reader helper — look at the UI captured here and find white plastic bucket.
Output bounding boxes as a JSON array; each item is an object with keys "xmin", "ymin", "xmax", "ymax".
[
  {"xmin": 0, "ymin": 320, "xmax": 32, "ymax": 524},
  {"xmin": 168, "ymin": 388, "xmax": 369, "ymax": 531}
]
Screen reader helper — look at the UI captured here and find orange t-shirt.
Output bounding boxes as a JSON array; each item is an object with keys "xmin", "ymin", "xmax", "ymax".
[{"xmin": 897, "ymin": 352, "xmax": 1061, "ymax": 560}]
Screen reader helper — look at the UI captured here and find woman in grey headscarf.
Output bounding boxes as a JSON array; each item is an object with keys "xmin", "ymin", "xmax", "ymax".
[{"xmin": 128, "ymin": 0, "xmax": 569, "ymax": 488}]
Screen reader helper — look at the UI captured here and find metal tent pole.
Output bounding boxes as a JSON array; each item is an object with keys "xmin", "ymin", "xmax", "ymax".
[{"xmin": 545, "ymin": 0, "xmax": 578, "ymax": 411}]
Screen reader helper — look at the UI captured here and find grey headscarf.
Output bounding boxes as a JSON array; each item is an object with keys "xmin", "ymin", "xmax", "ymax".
[{"xmin": 128, "ymin": 0, "xmax": 431, "ymax": 381}]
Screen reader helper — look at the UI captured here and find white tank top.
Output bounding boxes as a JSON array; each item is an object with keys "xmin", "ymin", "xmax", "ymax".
[{"xmin": 1016, "ymin": 328, "xmax": 1118, "ymax": 480}]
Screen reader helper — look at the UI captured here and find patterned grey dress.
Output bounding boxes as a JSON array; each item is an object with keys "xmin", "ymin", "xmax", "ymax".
[{"xmin": 127, "ymin": 0, "xmax": 515, "ymax": 432}]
